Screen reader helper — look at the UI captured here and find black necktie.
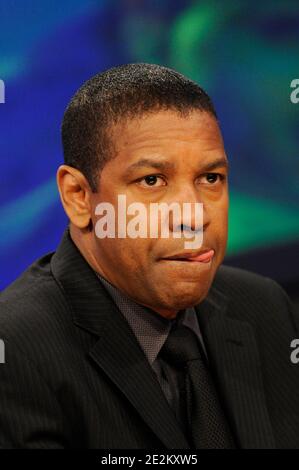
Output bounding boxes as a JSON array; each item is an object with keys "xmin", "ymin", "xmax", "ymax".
[{"xmin": 160, "ymin": 322, "xmax": 236, "ymax": 449}]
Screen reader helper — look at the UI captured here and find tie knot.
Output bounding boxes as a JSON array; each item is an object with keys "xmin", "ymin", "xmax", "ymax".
[{"xmin": 160, "ymin": 323, "xmax": 202, "ymax": 367}]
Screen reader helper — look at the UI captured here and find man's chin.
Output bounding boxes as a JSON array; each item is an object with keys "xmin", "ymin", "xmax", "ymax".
[{"xmin": 161, "ymin": 283, "xmax": 211, "ymax": 312}]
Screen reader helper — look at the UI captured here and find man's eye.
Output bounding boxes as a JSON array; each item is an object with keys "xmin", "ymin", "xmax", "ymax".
[
  {"xmin": 198, "ymin": 173, "xmax": 225, "ymax": 185},
  {"xmin": 137, "ymin": 175, "xmax": 166, "ymax": 188}
]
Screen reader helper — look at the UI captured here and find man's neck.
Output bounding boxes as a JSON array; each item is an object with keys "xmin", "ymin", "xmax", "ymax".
[{"xmin": 69, "ymin": 224, "xmax": 179, "ymax": 320}]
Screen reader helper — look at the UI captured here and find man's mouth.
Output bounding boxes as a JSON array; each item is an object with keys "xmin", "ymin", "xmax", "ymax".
[{"xmin": 160, "ymin": 249, "xmax": 215, "ymax": 263}]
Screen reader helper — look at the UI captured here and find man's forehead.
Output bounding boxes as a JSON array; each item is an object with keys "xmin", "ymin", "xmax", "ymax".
[{"xmin": 112, "ymin": 109, "xmax": 223, "ymax": 153}]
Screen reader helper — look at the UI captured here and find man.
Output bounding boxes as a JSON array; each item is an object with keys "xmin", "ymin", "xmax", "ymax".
[{"xmin": 0, "ymin": 63, "xmax": 298, "ymax": 449}]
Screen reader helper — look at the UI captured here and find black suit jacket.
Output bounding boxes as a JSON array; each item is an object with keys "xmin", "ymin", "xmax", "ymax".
[{"xmin": 0, "ymin": 230, "xmax": 299, "ymax": 449}]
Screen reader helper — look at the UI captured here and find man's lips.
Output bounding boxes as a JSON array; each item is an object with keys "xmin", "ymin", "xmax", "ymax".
[{"xmin": 160, "ymin": 249, "xmax": 215, "ymax": 263}]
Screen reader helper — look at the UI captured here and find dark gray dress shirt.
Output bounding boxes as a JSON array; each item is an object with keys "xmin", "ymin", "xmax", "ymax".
[{"xmin": 96, "ymin": 271, "xmax": 208, "ymax": 432}]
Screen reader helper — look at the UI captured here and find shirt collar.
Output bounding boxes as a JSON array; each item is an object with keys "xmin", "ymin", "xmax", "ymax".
[{"xmin": 95, "ymin": 271, "xmax": 206, "ymax": 364}]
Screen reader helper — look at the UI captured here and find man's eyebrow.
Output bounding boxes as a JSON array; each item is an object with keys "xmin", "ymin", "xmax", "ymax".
[
  {"xmin": 123, "ymin": 156, "xmax": 228, "ymax": 176},
  {"xmin": 123, "ymin": 158, "xmax": 175, "ymax": 176},
  {"xmin": 201, "ymin": 157, "xmax": 229, "ymax": 172}
]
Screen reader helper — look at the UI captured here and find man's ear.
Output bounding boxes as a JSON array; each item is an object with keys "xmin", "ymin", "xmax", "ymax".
[{"xmin": 56, "ymin": 165, "xmax": 92, "ymax": 229}]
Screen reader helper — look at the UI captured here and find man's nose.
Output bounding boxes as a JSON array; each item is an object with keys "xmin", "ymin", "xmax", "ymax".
[{"xmin": 167, "ymin": 186, "xmax": 210, "ymax": 234}]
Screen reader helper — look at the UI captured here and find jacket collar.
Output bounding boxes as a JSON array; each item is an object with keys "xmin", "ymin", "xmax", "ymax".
[{"xmin": 194, "ymin": 283, "xmax": 276, "ymax": 448}]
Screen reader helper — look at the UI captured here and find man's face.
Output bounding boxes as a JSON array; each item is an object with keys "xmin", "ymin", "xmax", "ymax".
[{"xmin": 89, "ymin": 110, "xmax": 229, "ymax": 318}]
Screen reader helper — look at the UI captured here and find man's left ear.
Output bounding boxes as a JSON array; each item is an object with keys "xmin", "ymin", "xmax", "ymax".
[{"xmin": 56, "ymin": 164, "xmax": 92, "ymax": 229}]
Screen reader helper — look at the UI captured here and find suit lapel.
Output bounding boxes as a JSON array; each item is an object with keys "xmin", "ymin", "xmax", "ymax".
[
  {"xmin": 195, "ymin": 286, "xmax": 276, "ymax": 449},
  {"xmin": 88, "ymin": 314, "xmax": 190, "ymax": 449},
  {"xmin": 51, "ymin": 229, "xmax": 190, "ymax": 449}
]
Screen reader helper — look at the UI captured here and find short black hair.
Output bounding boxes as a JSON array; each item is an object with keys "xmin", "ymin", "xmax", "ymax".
[{"xmin": 61, "ymin": 63, "xmax": 217, "ymax": 192}]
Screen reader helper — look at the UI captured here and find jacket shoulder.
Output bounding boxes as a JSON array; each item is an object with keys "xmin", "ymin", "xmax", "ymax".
[
  {"xmin": 212, "ymin": 264, "xmax": 298, "ymax": 331},
  {"xmin": 214, "ymin": 264, "xmax": 278, "ymax": 293},
  {"xmin": 0, "ymin": 252, "xmax": 72, "ymax": 343}
]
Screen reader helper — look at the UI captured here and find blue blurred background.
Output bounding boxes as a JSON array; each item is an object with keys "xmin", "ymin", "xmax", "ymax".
[{"xmin": 0, "ymin": 0, "xmax": 298, "ymax": 302}]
